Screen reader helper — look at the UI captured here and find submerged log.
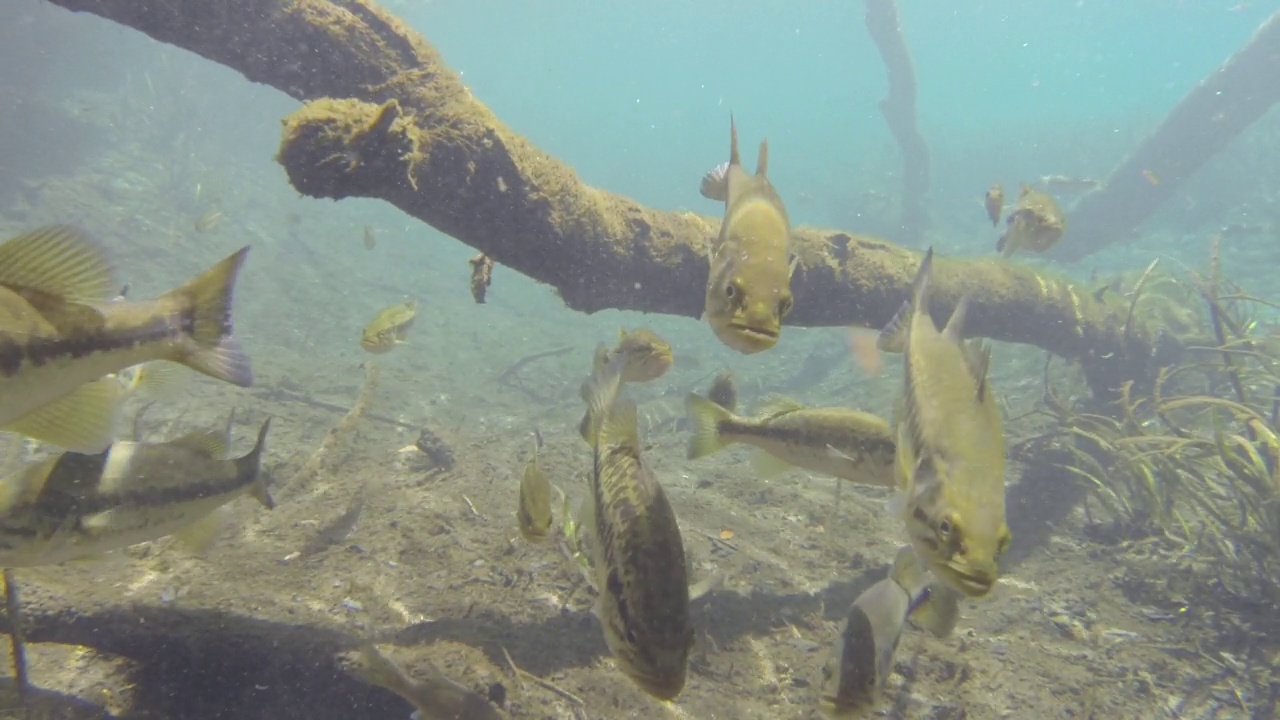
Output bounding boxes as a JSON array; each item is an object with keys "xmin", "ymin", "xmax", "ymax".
[
  {"xmin": 43, "ymin": 0, "xmax": 1172, "ymax": 393},
  {"xmin": 1052, "ymin": 10, "xmax": 1280, "ymax": 263},
  {"xmin": 864, "ymin": 0, "xmax": 931, "ymax": 245}
]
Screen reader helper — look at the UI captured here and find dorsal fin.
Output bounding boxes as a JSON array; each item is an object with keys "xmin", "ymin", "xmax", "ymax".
[
  {"xmin": 756, "ymin": 395, "xmax": 805, "ymax": 417},
  {"xmin": 170, "ymin": 429, "xmax": 228, "ymax": 458},
  {"xmin": 962, "ymin": 340, "xmax": 993, "ymax": 400},
  {"xmin": 879, "ymin": 248, "xmax": 935, "ymax": 353},
  {"xmin": 728, "ymin": 114, "xmax": 741, "ymax": 168},
  {"xmin": 0, "ymin": 225, "xmax": 118, "ymax": 302},
  {"xmin": 877, "ymin": 300, "xmax": 911, "ymax": 354},
  {"xmin": 756, "ymin": 138, "xmax": 769, "ymax": 177},
  {"xmin": 941, "ymin": 295, "xmax": 971, "ymax": 343}
]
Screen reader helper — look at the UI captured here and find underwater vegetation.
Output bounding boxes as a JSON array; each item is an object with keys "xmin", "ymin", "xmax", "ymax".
[{"xmin": 1019, "ymin": 237, "xmax": 1280, "ymax": 646}]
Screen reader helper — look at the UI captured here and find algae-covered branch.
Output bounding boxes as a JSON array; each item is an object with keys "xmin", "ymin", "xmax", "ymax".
[{"xmin": 45, "ymin": 0, "xmax": 1170, "ymax": 391}]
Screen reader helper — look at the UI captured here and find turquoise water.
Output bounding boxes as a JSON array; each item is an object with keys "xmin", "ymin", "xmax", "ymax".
[{"xmin": 1, "ymin": 1, "xmax": 1280, "ymax": 718}]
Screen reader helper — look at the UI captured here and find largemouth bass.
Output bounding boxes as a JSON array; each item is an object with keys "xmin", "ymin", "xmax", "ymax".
[
  {"xmin": 877, "ymin": 248, "xmax": 1010, "ymax": 598},
  {"xmin": 0, "ymin": 225, "xmax": 252, "ymax": 452},
  {"xmin": 702, "ymin": 117, "xmax": 794, "ymax": 355},
  {"xmin": 0, "ymin": 416, "xmax": 273, "ymax": 567}
]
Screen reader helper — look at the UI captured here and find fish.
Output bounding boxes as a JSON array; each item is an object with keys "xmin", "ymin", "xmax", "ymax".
[
  {"xmin": 516, "ymin": 437, "xmax": 553, "ymax": 543},
  {"xmin": 577, "ymin": 329, "xmax": 674, "ymax": 443},
  {"xmin": 995, "ymin": 184, "xmax": 1065, "ymax": 258},
  {"xmin": 0, "ymin": 416, "xmax": 274, "ymax": 567},
  {"xmin": 706, "ymin": 369, "xmax": 737, "ymax": 413},
  {"xmin": 580, "ymin": 360, "xmax": 693, "ymax": 700},
  {"xmin": 703, "ymin": 117, "xmax": 795, "ymax": 355},
  {"xmin": 342, "ymin": 644, "xmax": 503, "ymax": 720},
  {"xmin": 1031, "ymin": 174, "xmax": 1100, "ymax": 197},
  {"xmin": 0, "ymin": 225, "xmax": 253, "ymax": 453},
  {"xmin": 983, "ymin": 182, "xmax": 1004, "ymax": 227},
  {"xmin": 685, "ymin": 394, "xmax": 896, "ymax": 486},
  {"xmin": 361, "ymin": 300, "xmax": 417, "ymax": 354},
  {"xmin": 819, "ymin": 545, "xmax": 960, "ymax": 716},
  {"xmin": 193, "ymin": 210, "xmax": 223, "ymax": 234},
  {"xmin": 877, "ymin": 248, "xmax": 1011, "ymax": 598}
]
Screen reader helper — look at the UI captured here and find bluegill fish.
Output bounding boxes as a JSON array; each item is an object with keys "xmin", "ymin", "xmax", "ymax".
[
  {"xmin": 984, "ymin": 182, "xmax": 1004, "ymax": 227},
  {"xmin": 342, "ymin": 644, "xmax": 502, "ymax": 720},
  {"xmin": 703, "ymin": 117, "xmax": 795, "ymax": 354},
  {"xmin": 685, "ymin": 394, "xmax": 895, "ymax": 487},
  {"xmin": 516, "ymin": 437, "xmax": 553, "ymax": 543},
  {"xmin": 996, "ymin": 184, "xmax": 1065, "ymax": 257},
  {"xmin": 0, "ymin": 225, "xmax": 252, "ymax": 453},
  {"xmin": 361, "ymin": 300, "xmax": 417, "ymax": 354},
  {"xmin": 819, "ymin": 545, "xmax": 959, "ymax": 716},
  {"xmin": 0, "ymin": 416, "xmax": 273, "ymax": 567},
  {"xmin": 580, "ymin": 360, "xmax": 692, "ymax": 700},
  {"xmin": 877, "ymin": 248, "xmax": 1010, "ymax": 598},
  {"xmin": 577, "ymin": 329, "xmax": 673, "ymax": 443}
]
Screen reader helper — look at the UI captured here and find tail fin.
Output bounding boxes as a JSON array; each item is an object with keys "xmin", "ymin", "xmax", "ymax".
[
  {"xmin": 234, "ymin": 417, "xmax": 274, "ymax": 509},
  {"xmin": 685, "ymin": 393, "xmax": 732, "ymax": 460},
  {"xmin": 165, "ymin": 246, "xmax": 253, "ymax": 387}
]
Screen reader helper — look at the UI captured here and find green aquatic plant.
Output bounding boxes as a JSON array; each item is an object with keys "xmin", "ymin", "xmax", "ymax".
[{"xmin": 1029, "ymin": 237, "xmax": 1280, "ymax": 610}]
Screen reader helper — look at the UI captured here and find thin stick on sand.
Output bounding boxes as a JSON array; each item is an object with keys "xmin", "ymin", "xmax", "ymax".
[{"xmin": 279, "ymin": 361, "xmax": 381, "ymax": 500}]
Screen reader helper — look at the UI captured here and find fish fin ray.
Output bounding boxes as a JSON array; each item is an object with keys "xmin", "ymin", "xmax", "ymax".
[
  {"xmin": 0, "ymin": 225, "xmax": 117, "ymax": 302},
  {"xmin": 685, "ymin": 393, "xmax": 731, "ymax": 460},
  {"xmin": 750, "ymin": 449, "xmax": 792, "ymax": 478},
  {"xmin": 171, "ymin": 505, "xmax": 229, "ymax": 555},
  {"xmin": 164, "ymin": 246, "xmax": 253, "ymax": 387},
  {"xmin": 3, "ymin": 377, "xmax": 123, "ymax": 453},
  {"xmin": 756, "ymin": 394, "xmax": 805, "ymax": 417}
]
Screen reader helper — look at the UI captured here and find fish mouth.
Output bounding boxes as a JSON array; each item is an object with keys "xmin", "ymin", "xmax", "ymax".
[
  {"xmin": 938, "ymin": 564, "xmax": 996, "ymax": 598},
  {"xmin": 721, "ymin": 323, "xmax": 779, "ymax": 353},
  {"xmin": 620, "ymin": 665, "xmax": 686, "ymax": 701}
]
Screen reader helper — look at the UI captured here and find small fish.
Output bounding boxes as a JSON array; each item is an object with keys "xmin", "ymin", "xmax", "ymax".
[
  {"xmin": 699, "ymin": 161, "xmax": 730, "ymax": 201},
  {"xmin": 361, "ymin": 300, "xmax": 417, "ymax": 354},
  {"xmin": 516, "ymin": 437, "xmax": 553, "ymax": 543},
  {"xmin": 1141, "ymin": 169, "xmax": 1160, "ymax": 186},
  {"xmin": 0, "ymin": 416, "xmax": 273, "ymax": 567},
  {"xmin": 877, "ymin": 248, "xmax": 1010, "ymax": 598},
  {"xmin": 703, "ymin": 117, "xmax": 795, "ymax": 354},
  {"xmin": 996, "ymin": 184, "xmax": 1066, "ymax": 258},
  {"xmin": 362, "ymin": 226, "xmax": 377, "ymax": 251},
  {"xmin": 342, "ymin": 644, "xmax": 503, "ymax": 720},
  {"xmin": 580, "ymin": 360, "xmax": 692, "ymax": 700},
  {"xmin": 686, "ymin": 394, "xmax": 895, "ymax": 486},
  {"xmin": 577, "ymin": 329, "xmax": 673, "ymax": 443},
  {"xmin": 0, "ymin": 225, "xmax": 253, "ymax": 453},
  {"xmin": 706, "ymin": 369, "xmax": 737, "ymax": 413},
  {"xmin": 819, "ymin": 546, "xmax": 960, "ymax": 716},
  {"xmin": 1032, "ymin": 174, "xmax": 1100, "ymax": 197},
  {"xmin": 193, "ymin": 210, "xmax": 223, "ymax": 234},
  {"xmin": 983, "ymin": 182, "xmax": 1004, "ymax": 227}
]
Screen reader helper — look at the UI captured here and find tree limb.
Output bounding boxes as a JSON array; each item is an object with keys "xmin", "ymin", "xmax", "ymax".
[{"xmin": 43, "ymin": 0, "xmax": 1175, "ymax": 394}]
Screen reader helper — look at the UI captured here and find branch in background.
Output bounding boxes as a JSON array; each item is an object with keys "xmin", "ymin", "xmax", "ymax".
[
  {"xmin": 863, "ymin": 0, "xmax": 931, "ymax": 245},
  {"xmin": 1052, "ymin": 10, "xmax": 1280, "ymax": 263},
  {"xmin": 44, "ymin": 0, "xmax": 1172, "ymax": 395}
]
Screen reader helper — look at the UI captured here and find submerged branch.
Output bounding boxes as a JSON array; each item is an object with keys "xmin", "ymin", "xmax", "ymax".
[
  {"xmin": 44, "ymin": 0, "xmax": 1174, "ymax": 394},
  {"xmin": 863, "ymin": 0, "xmax": 930, "ymax": 244}
]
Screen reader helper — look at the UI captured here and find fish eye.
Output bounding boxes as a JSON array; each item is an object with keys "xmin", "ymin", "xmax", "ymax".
[
  {"xmin": 937, "ymin": 518, "xmax": 952, "ymax": 537},
  {"xmin": 625, "ymin": 629, "xmax": 639, "ymax": 644},
  {"xmin": 725, "ymin": 283, "xmax": 737, "ymax": 299}
]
